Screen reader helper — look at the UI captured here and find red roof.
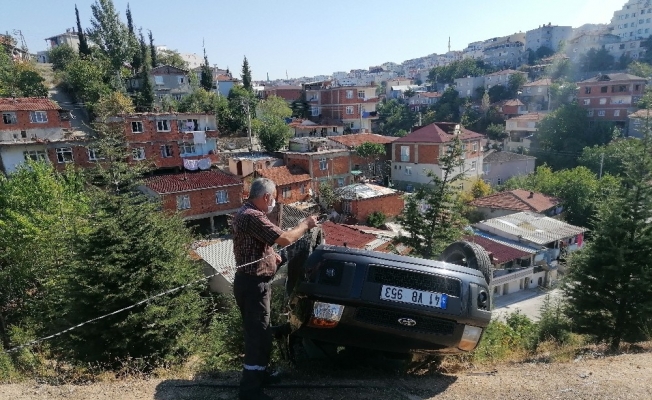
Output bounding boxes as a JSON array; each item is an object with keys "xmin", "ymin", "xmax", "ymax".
[
  {"xmin": 395, "ymin": 123, "xmax": 484, "ymax": 144},
  {"xmin": 464, "ymin": 235, "xmax": 532, "ymax": 265},
  {"xmin": 329, "ymin": 133, "xmax": 396, "ymax": 148},
  {"xmin": 0, "ymin": 97, "xmax": 61, "ymax": 112},
  {"xmin": 257, "ymin": 166, "xmax": 311, "ymax": 186},
  {"xmin": 144, "ymin": 170, "xmax": 242, "ymax": 194},
  {"xmin": 322, "ymin": 221, "xmax": 376, "ymax": 249},
  {"xmin": 471, "ymin": 189, "xmax": 560, "ymax": 213}
]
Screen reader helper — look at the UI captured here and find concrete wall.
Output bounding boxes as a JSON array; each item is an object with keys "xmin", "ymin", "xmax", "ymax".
[{"xmin": 483, "ymin": 158, "xmax": 535, "ymax": 186}]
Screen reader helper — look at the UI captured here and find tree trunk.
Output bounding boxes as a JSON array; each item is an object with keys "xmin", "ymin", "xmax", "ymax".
[{"xmin": 611, "ymin": 299, "xmax": 627, "ymax": 352}]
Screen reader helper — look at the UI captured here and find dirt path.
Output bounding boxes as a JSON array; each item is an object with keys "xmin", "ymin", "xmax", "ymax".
[{"xmin": 1, "ymin": 352, "xmax": 650, "ymax": 400}]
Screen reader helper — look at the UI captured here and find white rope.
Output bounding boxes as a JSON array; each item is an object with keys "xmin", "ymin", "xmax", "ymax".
[{"xmin": 2, "ymin": 244, "xmax": 292, "ymax": 354}]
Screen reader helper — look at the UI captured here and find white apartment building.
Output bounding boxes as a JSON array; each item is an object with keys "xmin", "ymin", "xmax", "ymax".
[
  {"xmin": 610, "ymin": 0, "xmax": 652, "ymax": 40},
  {"xmin": 525, "ymin": 24, "xmax": 573, "ymax": 52}
]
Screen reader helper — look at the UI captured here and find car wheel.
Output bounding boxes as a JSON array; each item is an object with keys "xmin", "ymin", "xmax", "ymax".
[{"xmin": 440, "ymin": 241, "xmax": 492, "ymax": 284}]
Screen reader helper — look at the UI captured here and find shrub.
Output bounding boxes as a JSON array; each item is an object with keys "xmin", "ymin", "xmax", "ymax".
[
  {"xmin": 0, "ymin": 346, "xmax": 15, "ymax": 382},
  {"xmin": 366, "ymin": 211, "xmax": 386, "ymax": 228},
  {"xmin": 536, "ymin": 295, "xmax": 573, "ymax": 347},
  {"xmin": 200, "ymin": 295, "xmax": 245, "ymax": 372}
]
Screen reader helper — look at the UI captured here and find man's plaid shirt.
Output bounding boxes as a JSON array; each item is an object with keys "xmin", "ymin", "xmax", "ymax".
[{"xmin": 232, "ymin": 202, "xmax": 284, "ymax": 277}]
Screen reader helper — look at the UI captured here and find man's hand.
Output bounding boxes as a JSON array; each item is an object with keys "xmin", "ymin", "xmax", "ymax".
[
  {"xmin": 302, "ymin": 216, "xmax": 319, "ymax": 229},
  {"xmin": 275, "ymin": 252, "xmax": 282, "ymax": 265}
]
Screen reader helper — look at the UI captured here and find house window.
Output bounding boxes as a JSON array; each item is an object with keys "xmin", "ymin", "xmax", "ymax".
[
  {"xmin": 132, "ymin": 147, "xmax": 146, "ymax": 160},
  {"xmin": 179, "ymin": 142, "xmax": 195, "ymax": 155},
  {"xmin": 311, "ymin": 106, "xmax": 320, "ymax": 116},
  {"xmin": 497, "ymin": 178, "xmax": 503, "ymax": 185},
  {"xmin": 346, "ymin": 90, "xmax": 353, "ymax": 99},
  {"xmin": 154, "ymin": 75, "xmax": 164, "ymax": 85},
  {"xmin": 405, "ymin": 166, "xmax": 412, "ymax": 175},
  {"xmin": 332, "ymin": 127, "xmax": 338, "ymax": 133},
  {"xmin": 598, "ymin": 110, "xmax": 606, "ymax": 117},
  {"xmin": 472, "ymin": 142, "xmax": 478, "ymax": 152},
  {"xmin": 2, "ymin": 112, "xmax": 17, "ymax": 124},
  {"xmin": 337, "ymin": 177, "xmax": 345, "ymax": 187},
  {"xmin": 584, "ymin": 87, "xmax": 591, "ymax": 94},
  {"xmin": 583, "ymin": 99, "xmax": 591, "ymax": 105},
  {"xmin": 160, "ymin": 144, "xmax": 173, "ymax": 158},
  {"xmin": 588, "ymin": 110, "xmax": 594, "ymax": 117},
  {"xmin": 635, "ymin": 84, "xmax": 641, "ymax": 91},
  {"xmin": 56, "ymin": 147, "xmax": 74, "ymax": 163},
  {"xmin": 319, "ymin": 158, "xmax": 327, "ymax": 170},
  {"xmin": 345, "ymin": 106, "xmax": 354, "ymax": 115},
  {"xmin": 300, "ymin": 184, "xmax": 306, "ymax": 194},
  {"xmin": 87, "ymin": 148, "xmax": 104, "ymax": 161},
  {"xmin": 23, "ymin": 150, "xmax": 47, "ymax": 162},
  {"xmin": 599, "ymin": 98, "xmax": 607, "ymax": 105},
  {"xmin": 601, "ymin": 86, "xmax": 608, "ymax": 93},
  {"xmin": 216, "ymin": 190, "xmax": 229, "ymax": 204},
  {"xmin": 400, "ymin": 146, "xmax": 410, "ymax": 162},
  {"xmin": 176, "ymin": 195, "xmax": 190, "ymax": 210},
  {"xmin": 157, "ymin": 120, "xmax": 170, "ymax": 132},
  {"xmin": 281, "ymin": 186, "xmax": 291, "ymax": 199},
  {"xmin": 470, "ymin": 161, "xmax": 477, "ymax": 171},
  {"xmin": 178, "ymin": 76, "xmax": 185, "ymax": 84},
  {"xmin": 537, "ymin": 87, "xmax": 542, "ymax": 93},
  {"xmin": 29, "ymin": 111, "xmax": 48, "ymax": 123},
  {"xmin": 614, "ymin": 110, "xmax": 621, "ymax": 117},
  {"xmin": 358, "ymin": 90, "xmax": 365, "ymax": 99},
  {"xmin": 131, "ymin": 121, "xmax": 143, "ymax": 133}
]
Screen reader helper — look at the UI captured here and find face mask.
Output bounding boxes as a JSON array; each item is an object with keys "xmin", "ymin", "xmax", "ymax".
[{"xmin": 267, "ymin": 197, "xmax": 276, "ymax": 214}]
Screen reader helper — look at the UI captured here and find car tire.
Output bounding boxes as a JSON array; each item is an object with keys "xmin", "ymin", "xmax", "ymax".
[{"xmin": 440, "ymin": 241, "xmax": 492, "ymax": 284}]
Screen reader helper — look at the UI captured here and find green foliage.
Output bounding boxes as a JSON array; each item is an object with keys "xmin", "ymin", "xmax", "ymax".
[
  {"xmin": 200, "ymin": 296, "xmax": 245, "ymax": 371},
  {"xmin": 376, "ymin": 98, "xmax": 417, "ymax": 135},
  {"xmin": 398, "ymin": 135, "xmax": 467, "ymax": 259},
  {"xmin": 486, "ymin": 123, "xmax": 508, "ymax": 141},
  {"xmin": 564, "ymin": 125, "xmax": 652, "ymax": 350},
  {"xmin": 157, "ymin": 49, "xmax": 189, "ymax": 70},
  {"xmin": 579, "ymin": 48, "xmax": 615, "ymax": 72},
  {"xmin": 319, "ymin": 182, "xmax": 336, "ymax": 209},
  {"xmin": 537, "ymin": 295, "xmax": 573, "ymax": 346},
  {"xmin": 226, "ymin": 85, "xmax": 257, "ymax": 134},
  {"xmin": 423, "ymin": 88, "xmax": 464, "ymax": 124},
  {"xmin": 428, "ymin": 58, "xmax": 493, "ymax": 84},
  {"xmin": 75, "ymin": 5, "xmax": 91, "ymax": 56},
  {"xmin": 48, "ymin": 44, "xmax": 79, "ymax": 72},
  {"xmin": 544, "ymin": 58, "xmax": 575, "ymax": 81},
  {"xmin": 548, "ymin": 81, "xmax": 578, "ymax": 110},
  {"xmin": 290, "ymin": 92, "xmax": 310, "ymax": 118},
  {"xmin": 535, "ymin": 46, "xmax": 555, "ymax": 60},
  {"xmin": 87, "ymin": 0, "xmax": 134, "ymax": 73},
  {"xmin": 0, "ymin": 51, "xmax": 49, "ymax": 97},
  {"xmin": 355, "ymin": 142, "xmax": 385, "ymax": 159},
  {"xmin": 629, "ymin": 61, "xmax": 652, "ymax": 80},
  {"xmin": 241, "ymin": 56, "xmax": 252, "ymax": 91},
  {"xmin": 507, "ymin": 73, "xmax": 527, "ymax": 97},
  {"xmin": 579, "ymin": 138, "xmax": 642, "ymax": 178},
  {"xmin": 62, "ymin": 57, "xmax": 111, "ymax": 112},
  {"xmin": 641, "ymin": 36, "xmax": 652, "ymax": 64},
  {"xmin": 148, "ymin": 30, "xmax": 156, "ymax": 68},
  {"xmin": 488, "ymin": 85, "xmax": 509, "ymax": 103},
  {"xmin": 254, "ymin": 95, "xmax": 292, "ymax": 152},
  {"xmin": 366, "ymin": 211, "xmax": 386, "ymax": 228},
  {"xmin": 200, "ymin": 51, "xmax": 213, "ymax": 91}
]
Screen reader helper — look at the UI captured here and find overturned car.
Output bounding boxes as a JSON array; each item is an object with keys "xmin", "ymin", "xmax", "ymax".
[{"xmin": 278, "ymin": 236, "xmax": 493, "ymax": 358}]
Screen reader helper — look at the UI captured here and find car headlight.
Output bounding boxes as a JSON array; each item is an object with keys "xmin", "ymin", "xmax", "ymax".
[
  {"xmin": 459, "ymin": 325, "xmax": 483, "ymax": 351},
  {"xmin": 308, "ymin": 301, "xmax": 344, "ymax": 329}
]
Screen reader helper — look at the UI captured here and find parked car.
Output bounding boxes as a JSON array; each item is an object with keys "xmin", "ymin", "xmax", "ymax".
[{"xmin": 279, "ymin": 240, "xmax": 492, "ymax": 359}]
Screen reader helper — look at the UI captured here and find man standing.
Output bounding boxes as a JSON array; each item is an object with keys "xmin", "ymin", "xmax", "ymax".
[{"xmin": 232, "ymin": 178, "xmax": 318, "ymax": 400}]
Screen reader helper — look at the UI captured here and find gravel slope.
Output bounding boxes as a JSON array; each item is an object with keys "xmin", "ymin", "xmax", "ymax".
[{"xmin": 1, "ymin": 352, "xmax": 650, "ymax": 400}]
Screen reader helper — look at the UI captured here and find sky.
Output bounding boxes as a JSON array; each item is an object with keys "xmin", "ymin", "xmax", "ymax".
[{"xmin": 4, "ymin": 0, "xmax": 626, "ymax": 81}]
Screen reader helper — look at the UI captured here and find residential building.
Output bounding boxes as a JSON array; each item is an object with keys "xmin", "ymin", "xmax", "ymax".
[
  {"xmin": 520, "ymin": 78, "xmax": 552, "ymax": 112},
  {"xmin": 609, "ymin": 0, "xmax": 652, "ymax": 40},
  {"xmin": 483, "ymin": 69, "xmax": 526, "ymax": 91},
  {"xmin": 44, "ymin": 29, "xmax": 80, "ymax": 51},
  {"xmin": 289, "ymin": 120, "xmax": 345, "ymax": 137},
  {"xmin": 215, "ymin": 74, "xmax": 239, "ymax": 97},
  {"xmin": 504, "ymin": 112, "xmax": 547, "ymax": 152},
  {"xmin": 305, "ymin": 82, "xmax": 380, "ymax": 133},
  {"xmin": 496, "ymin": 99, "xmax": 528, "ymax": 119},
  {"xmin": 454, "ymin": 76, "xmax": 485, "ymax": 98},
  {"xmin": 0, "ymin": 97, "xmax": 75, "ymax": 174},
  {"xmin": 256, "ymin": 166, "xmax": 312, "ymax": 204},
  {"xmin": 577, "ymin": 73, "xmax": 647, "ymax": 125},
  {"xmin": 261, "ymin": 85, "xmax": 303, "ymax": 103},
  {"xmin": 525, "ymin": 24, "xmax": 573, "ymax": 53},
  {"xmin": 565, "ymin": 32, "xmax": 621, "ymax": 63},
  {"xmin": 391, "ymin": 122, "xmax": 484, "ymax": 191},
  {"xmin": 471, "ymin": 189, "xmax": 561, "ymax": 219},
  {"xmin": 482, "ymin": 151, "xmax": 537, "ymax": 186},
  {"xmin": 387, "ymin": 85, "xmax": 421, "ymax": 99},
  {"xmin": 327, "ymin": 133, "xmax": 395, "ymax": 179},
  {"xmin": 126, "ymin": 65, "xmax": 192, "ymax": 102},
  {"xmin": 385, "ymin": 78, "xmax": 412, "ymax": 95},
  {"xmin": 334, "ymin": 183, "xmax": 404, "ymax": 223},
  {"xmin": 462, "ymin": 41, "xmax": 485, "ymax": 60},
  {"xmin": 228, "ymin": 153, "xmax": 283, "ymax": 177},
  {"xmin": 407, "ymin": 92, "xmax": 441, "ymax": 112},
  {"xmin": 482, "ymin": 34, "xmax": 526, "ymax": 68},
  {"xmin": 141, "ymin": 169, "xmax": 243, "ymax": 233},
  {"xmin": 284, "ymin": 148, "xmax": 353, "ymax": 189},
  {"xmin": 628, "ymin": 108, "xmax": 652, "ymax": 137}
]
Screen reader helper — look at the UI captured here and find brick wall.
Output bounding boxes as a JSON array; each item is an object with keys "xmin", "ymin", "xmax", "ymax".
[
  {"xmin": 417, "ymin": 144, "xmax": 439, "ymax": 164},
  {"xmin": 0, "ymin": 109, "xmax": 71, "ymax": 133},
  {"xmin": 285, "ymin": 155, "xmax": 311, "ymax": 175},
  {"xmin": 311, "ymin": 154, "xmax": 350, "ymax": 179},
  {"xmin": 161, "ymin": 184, "xmax": 243, "ymax": 219},
  {"xmin": 394, "ymin": 143, "xmax": 414, "ymax": 163},
  {"xmin": 277, "ymin": 181, "xmax": 311, "ymax": 204},
  {"xmin": 339, "ymin": 192, "xmax": 404, "ymax": 223}
]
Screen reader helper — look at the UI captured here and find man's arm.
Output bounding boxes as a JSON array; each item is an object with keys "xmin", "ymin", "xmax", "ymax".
[{"xmin": 275, "ymin": 216, "xmax": 318, "ymax": 247}]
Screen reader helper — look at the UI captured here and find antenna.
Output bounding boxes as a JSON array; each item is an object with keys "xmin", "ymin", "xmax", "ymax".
[{"xmin": 448, "ymin": 37, "xmax": 451, "ymax": 53}]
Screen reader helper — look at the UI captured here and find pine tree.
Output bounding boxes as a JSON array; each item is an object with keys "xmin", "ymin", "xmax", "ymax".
[
  {"xmin": 149, "ymin": 30, "xmax": 157, "ymax": 68},
  {"xmin": 87, "ymin": 0, "xmax": 133, "ymax": 73},
  {"xmin": 241, "ymin": 56, "xmax": 252, "ymax": 91},
  {"xmin": 125, "ymin": 3, "xmax": 134, "ymax": 36},
  {"xmin": 200, "ymin": 48, "xmax": 213, "ymax": 92},
  {"xmin": 564, "ymin": 119, "xmax": 652, "ymax": 351},
  {"xmin": 125, "ymin": 4, "xmax": 141, "ymax": 74},
  {"xmin": 398, "ymin": 133, "xmax": 468, "ymax": 259},
  {"xmin": 75, "ymin": 4, "xmax": 91, "ymax": 56},
  {"xmin": 134, "ymin": 31, "xmax": 154, "ymax": 112}
]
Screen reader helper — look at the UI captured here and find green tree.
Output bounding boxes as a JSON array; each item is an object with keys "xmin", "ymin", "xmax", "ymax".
[
  {"xmin": 290, "ymin": 92, "xmax": 310, "ymax": 118},
  {"xmin": 200, "ymin": 50, "xmax": 213, "ymax": 91},
  {"xmin": 376, "ymin": 99, "xmax": 417, "ymax": 135},
  {"xmin": 579, "ymin": 48, "xmax": 615, "ymax": 72},
  {"xmin": 423, "ymin": 87, "xmax": 464, "ymax": 124},
  {"xmin": 355, "ymin": 142, "xmax": 386, "ymax": 177},
  {"xmin": 241, "ymin": 56, "xmax": 252, "ymax": 91},
  {"xmin": 0, "ymin": 51, "xmax": 49, "ymax": 97},
  {"xmin": 319, "ymin": 181, "xmax": 336, "ymax": 209},
  {"xmin": 428, "ymin": 58, "xmax": 493, "ymax": 84},
  {"xmin": 87, "ymin": 0, "xmax": 133, "ymax": 74},
  {"xmin": 63, "ymin": 57, "xmax": 111, "ymax": 112},
  {"xmin": 535, "ymin": 46, "xmax": 555, "ymax": 60},
  {"xmin": 564, "ymin": 124, "xmax": 652, "ymax": 350},
  {"xmin": 75, "ymin": 5, "xmax": 92, "ymax": 56},
  {"xmin": 148, "ymin": 30, "xmax": 157, "ymax": 68},
  {"xmin": 579, "ymin": 138, "xmax": 640, "ymax": 178},
  {"xmin": 226, "ymin": 85, "xmax": 256, "ymax": 134},
  {"xmin": 157, "ymin": 49, "xmax": 188, "ymax": 69},
  {"xmin": 486, "ymin": 123, "xmax": 508, "ymax": 141},
  {"xmin": 641, "ymin": 36, "xmax": 652, "ymax": 63},
  {"xmin": 178, "ymin": 88, "xmax": 219, "ymax": 113},
  {"xmin": 255, "ymin": 95, "xmax": 292, "ymax": 152},
  {"xmin": 488, "ymin": 85, "xmax": 509, "ymax": 102},
  {"xmin": 133, "ymin": 30, "xmax": 154, "ymax": 112},
  {"xmin": 398, "ymin": 135, "xmax": 467, "ymax": 259},
  {"xmin": 48, "ymin": 44, "xmax": 78, "ymax": 72},
  {"xmin": 544, "ymin": 58, "xmax": 575, "ymax": 81},
  {"xmin": 507, "ymin": 73, "xmax": 527, "ymax": 97},
  {"xmin": 548, "ymin": 81, "xmax": 579, "ymax": 110},
  {"xmin": 627, "ymin": 61, "xmax": 652, "ymax": 80},
  {"xmin": 366, "ymin": 211, "xmax": 386, "ymax": 228}
]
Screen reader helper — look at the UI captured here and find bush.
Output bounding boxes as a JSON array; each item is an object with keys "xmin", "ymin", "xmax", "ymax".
[
  {"xmin": 366, "ymin": 211, "xmax": 386, "ymax": 228},
  {"xmin": 200, "ymin": 295, "xmax": 245, "ymax": 372},
  {"xmin": 536, "ymin": 295, "xmax": 573, "ymax": 347},
  {"xmin": 0, "ymin": 346, "xmax": 15, "ymax": 382}
]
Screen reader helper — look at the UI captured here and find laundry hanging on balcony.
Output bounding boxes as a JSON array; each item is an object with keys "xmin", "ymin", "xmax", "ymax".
[
  {"xmin": 193, "ymin": 131, "xmax": 206, "ymax": 144},
  {"xmin": 197, "ymin": 158, "xmax": 211, "ymax": 170},
  {"xmin": 183, "ymin": 158, "xmax": 199, "ymax": 171}
]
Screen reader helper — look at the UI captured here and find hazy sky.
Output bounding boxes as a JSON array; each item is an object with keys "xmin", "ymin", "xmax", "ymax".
[{"xmin": 5, "ymin": 0, "xmax": 626, "ymax": 80}]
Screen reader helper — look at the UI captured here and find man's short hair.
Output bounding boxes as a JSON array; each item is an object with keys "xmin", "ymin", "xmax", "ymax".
[{"xmin": 249, "ymin": 178, "xmax": 276, "ymax": 199}]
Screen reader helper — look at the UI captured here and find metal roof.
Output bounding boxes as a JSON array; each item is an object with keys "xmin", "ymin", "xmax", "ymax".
[
  {"xmin": 335, "ymin": 183, "xmax": 398, "ymax": 200},
  {"xmin": 473, "ymin": 212, "xmax": 587, "ymax": 245},
  {"xmin": 194, "ymin": 239, "xmax": 236, "ymax": 284}
]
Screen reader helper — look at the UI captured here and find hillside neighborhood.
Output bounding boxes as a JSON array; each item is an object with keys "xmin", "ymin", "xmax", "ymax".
[{"xmin": 1, "ymin": 0, "xmax": 652, "ymax": 397}]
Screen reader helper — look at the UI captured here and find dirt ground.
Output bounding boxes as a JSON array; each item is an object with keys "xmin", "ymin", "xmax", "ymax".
[{"xmin": 1, "ymin": 351, "xmax": 651, "ymax": 400}]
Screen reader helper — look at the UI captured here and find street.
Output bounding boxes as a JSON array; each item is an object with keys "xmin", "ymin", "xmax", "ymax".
[{"xmin": 492, "ymin": 288, "xmax": 562, "ymax": 321}]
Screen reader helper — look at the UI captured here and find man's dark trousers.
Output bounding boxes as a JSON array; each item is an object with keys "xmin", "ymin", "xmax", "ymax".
[{"xmin": 233, "ymin": 271, "xmax": 273, "ymax": 398}]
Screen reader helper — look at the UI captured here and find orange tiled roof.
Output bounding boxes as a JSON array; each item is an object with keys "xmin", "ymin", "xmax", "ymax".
[
  {"xmin": 144, "ymin": 170, "xmax": 242, "ymax": 194},
  {"xmin": 464, "ymin": 235, "xmax": 532, "ymax": 265},
  {"xmin": 329, "ymin": 133, "xmax": 396, "ymax": 148},
  {"xmin": 471, "ymin": 189, "xmax": 560, "ymax": 213},
  {"xmin": 257, "ymin": 166, "xmax": 311, "ymax": 186},
  {"xmin": 0, "ymin": 97, "xmax": 61, "ymax": 112},
  {"xmin": 395, "ymin": 122, "xmax": 484, "ymax": 144},
  {"xmin": 322, "ymin": 221, "xmax": 376, "ymax": 249}
]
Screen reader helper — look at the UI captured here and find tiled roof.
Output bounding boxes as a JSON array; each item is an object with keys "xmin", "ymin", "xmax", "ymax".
[
  {"xmin": 416, "ymin": 92, "xmax": 442, "ymax": 98},
  {"xmin": 144, "ymin": 170, "xmax": 242, "ymax": 194},
  {"xmin": 151, "ymin": 65, "xmax": 189, "ymax": 74},
  {"xmin": 0, "ymin": 97, "xmax": 61, "ymax": 111},
  {"xmin": 464, "ymin": 235, "xmax": 533, "ymax": 266},
  {"xmin": 483, "ymin": 150, "xmax": 536, "ymax": 164},
  {"xmin": 523, "ymin": 78, "xmax": 552, "ymax": 87},
  {"xmin": 473, "ymin": 211, "xmax": 587, "ymax": 245},
  {"xmin": 579, "ymin": 73, "xmax": 646, "ymax": 83},
  {"xmin": 500, "ymin": 99, "xmax": 525, "ymax": 107},
  {"xmin": 322, "ymin": 221, "xmax": 377, "ymax": 249},
  {"xmin": 471, "ymin": 189, "xmax": 559, "ymax": 213},
  {"xmin": 329, "ymin": 133, "xmax": 396, "ymax": 148},
  {"xmin": 394, "ymin": 122, "xmax": 484, "ymax": 144},
  {"xmin": 257, "ymin": 166, "xmax": 311, "ymax": 186},
  {"xmin": 629, "ymin": 109, "xmax": 652, "ymax": 118},
  {"xmin": 508, "ymin": 112, "xmax": 546, "ymax": 121}
]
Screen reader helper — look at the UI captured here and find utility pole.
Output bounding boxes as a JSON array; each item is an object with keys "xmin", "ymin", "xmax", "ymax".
[
  {"xmin": 242, "ymin": 99, "xmax": 253, "ymax": 151},
  {"xmin": 599, "ymin": 152, "xmax": 604, "ymax": 179}
]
